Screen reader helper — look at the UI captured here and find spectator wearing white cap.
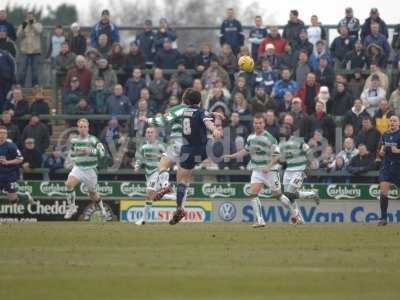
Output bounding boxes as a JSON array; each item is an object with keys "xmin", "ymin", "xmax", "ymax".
[
  {"xmin": 70, "ymin": 22, "xmax": 86, "ymax": 56},
  {"xmin": 258, "ymin": 43, "xmax": 281, "ymax": 71}
]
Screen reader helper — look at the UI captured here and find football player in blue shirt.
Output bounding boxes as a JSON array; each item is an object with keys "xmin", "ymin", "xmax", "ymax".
[
  {"xmin": 378, "ymin": 115, "xmax": 400, "ymax": 226},
  {"xmin": 169, "ymin": 89, "xmax": 222, "ymax": 225}
]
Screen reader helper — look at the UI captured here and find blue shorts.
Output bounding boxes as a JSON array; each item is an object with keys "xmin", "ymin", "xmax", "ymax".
[
  {"xmin": 0, "ymin": 174, "xmax": 18, "ymax": 194},
  {"xmin": 379, "ymin": 163, "xmax": 400, "ymax": 187},
  {"xmin": 180, "ymin": 144, "xmax": 208, "ymax": 170}
]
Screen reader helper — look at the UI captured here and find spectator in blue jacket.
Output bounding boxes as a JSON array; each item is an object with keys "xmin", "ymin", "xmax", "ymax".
[
  {"xmin": 330, "ymin": 25, "xmax": 356, "ymax": 65},
  {"xmin": 125, "ymin": 68, "xmax": 147, "ymax": 107},
  {"xmin": 136, "ymin": 20, "xmax": 156, "ymax": 65},
  {"xmin": 360, "ymin": 8, "xmax": 388, "ymax": 41},
  {"xmin": 0, "ymin": 10, "xmax": 16, "ymax": 41},
  {"xmin": 44, "ymin": 146, "xmax": 65, "ymax": 178},
  {"xmin": 219, "ymin": 8, "xmax": 244, "ymax": 55},
  {"xmin": 309, "ymin": 40, "xmax": 332, "ymax": 71},
  {"xmin": 154, "ymin": 18, "xmax": 177, "ymax": 52},
  {"xmin": 364, "ymin": 22, "xmax": 390, "ymax": 59},
  {"xmin": 0, "ymin": 49, "xmax": 16, "ymax": 113},
  {"xmin": 271, "ymin": 67, "xmax": 298, "ymax": 103},
  {"xmin": 154, "ymin": 38, "xmax": 181, "ymax": 71},
  {"xmin": 90, "ymin": 10, "xmax": 120, "ymax": 48},
  {"xmin": 248, "ymin": 16, "xmax": 267, "ymax": 61}
]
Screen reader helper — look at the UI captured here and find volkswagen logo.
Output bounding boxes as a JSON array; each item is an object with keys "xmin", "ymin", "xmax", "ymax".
[{"xmin": 218, "ymin": 202, "xmax": 236, "ymax": 222}]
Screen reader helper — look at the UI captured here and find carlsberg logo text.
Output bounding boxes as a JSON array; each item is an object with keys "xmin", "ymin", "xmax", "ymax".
[
  {"xmin": 120, "ymin": 182, "xmax": 146, "ymax": 197},
  {"xmin": 327, "ymin": 185, "xmax": 361, "ymax": 199},
  {"xmin": 202, "ymin": 184, "xmax": 236, "ymax": 198},
  {"xmin": 40, "ymin": 182, "xmax": 68, "ymax": 196}
]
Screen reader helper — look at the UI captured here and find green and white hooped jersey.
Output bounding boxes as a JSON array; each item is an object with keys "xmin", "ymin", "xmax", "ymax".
[
  {"xmin": 135, "ymin": 141, "xmax": 166, "ymax": 176},
  {"xmin": 245, "ymin": 130, "xmax": 280, "ymax": 171},
  {"xmin": 147, "ymin": 104, "xmax": 188, "ymax": 142},
  {"xmin": 70, "ymin": 135, "xmax": 105, "ymax": 170},
  {"xmin": 279, "ymin": 136, "xmax": 310, "ymax": 171}
]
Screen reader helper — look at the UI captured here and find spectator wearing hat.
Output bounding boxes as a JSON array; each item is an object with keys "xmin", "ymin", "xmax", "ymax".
[
  {"xmin": 154, "ymin": 18, "xmax": 177, "ymax": 52},
  {"xmin": 0, "ymin": 49, "xmax": 15, "ymax": 113},
  {"xmin": 136, "ymin": 20, "xmax": 156, "ymax": 65},
  {"xmin": 309, "ymin": 40, "xmax": 332, "ymax": 71},
  {"xmin": 201, "ymin": 56, "xmax": 231, "ymax": 90},
  {"xmin": 85, "ymin": 47, "xmax": 101, "ymax": 73},
  {"xmin": 330, "ymin": 25, "xmax": 356, "ymax": 66},
  {"xmin": 70, "ymin": 22, "xmax": 86, "ymax": 56},
  {"xmin": 171, "ymin": 60, "xmax": 193, "ymax": 89},
  {"xmin": 315, "ymin": 55, "xmax": 335, "ymax": 92},
  {"xmin": 64, "ymin": 55, "xmax": 92, "ymax": 95},
  {"xmin": 124, "ymin": 68, "xmax": 146, "ymax": 107},
  {"xmin": 283, "ymin": 10, "xmax": 305, "ymax": 45},
  {"xmin": 296, "ymin": 72, "xmax": 320, "ymax": 115},
  {"xmin": 271, "ymin": 67, "xmax": 298, "ymax": 103},
  {"xmin": 219, "ymin": 8, "xmax": 244, "ymax": 55},
  {"xmin": 361, "ymin": 74, "xmax": 386, "ymax": 116},
  {"xmin": 293, "ymin": 29, "xmax": 313, "ymax": 57},
  {"xmin": 347, "ymin": 69, "xmax": 365, "ymax": 99},
  {"xmin": 17, "ymin": 11, "xmax": 43, "ymax": 87},
  {"xmin": 0, "ymin": 25, "xmax": 16, "ymax": 57},
  {"xmin": 0, "ymin": 10, "xmax": 16, "ymax": 41},
  {"xmin": 248, "ymin": 15, "xmax": 267, "ymax": 60},
  {"xmin": 255, "ymin": 59, "xmax": 279, "ymax": 96},
  {"xmin": 106, "ymin": 84, "xmax": 133, "ymax": 115},
  {"xmin": 91, "ymin": 58, "xmax": 117, "ymax": 92},
  {"xmin": 195, "ymin": 42, "xmax": 217, "ymax": 74},
  {"xmin": 154, "ymin": 38, "xmax": 181, "ymax": 71},
  {"xmin": 360, "ymin": 8, "xmax": 388, "ymax": 41},
  {"xmin": 329, "ymin": 82, "xmax": 353, "ymax": 116},
  {"xmin": 307, "ymin": 15, "xmax": 327, "ymax": 49},
  {"xmin": 44, "ymin": 146, "xmax": 65, "ymax": 179},
  {"xmin": 258, "ymin": 43, "xmax": 281, "ymax": 71},
  {"xmin": 343, "ymin": 99, "xmax": 369, "ymax": 132},
  {"xmin": 354, "ymin": 116, "xmax": 381, "ymax": 155},
  {"xmin": 343, "ymin": 40, "xmax": 367, "ymax": 70},
  {"xmin": 90, "ymin": 9, "xmax": 120, "ymax": 48},
  {"xmin": 22, "ymin": 115, "xmax": 50, "ymax": 154},
  {"xmin": 54, "ymin": 42, "xmax": 76, "ymax": 87},
  {"xmin": 338, "ymin": 7, "xmax": 360, "ymax": 40}
]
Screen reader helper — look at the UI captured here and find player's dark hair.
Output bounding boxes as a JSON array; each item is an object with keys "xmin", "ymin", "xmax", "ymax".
[{"xmin": 183, "ymin": 88, "xmax": 202, "ymax": 105}]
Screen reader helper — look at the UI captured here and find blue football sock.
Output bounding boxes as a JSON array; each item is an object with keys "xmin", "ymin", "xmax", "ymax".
[{"xmin": 176, "ymin": 183, "xmax": 187, "ymax": 209}]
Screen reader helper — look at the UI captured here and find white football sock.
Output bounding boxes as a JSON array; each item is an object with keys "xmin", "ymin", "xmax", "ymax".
[
  {"xmin": 299, "ymin": 190, "xmax": 316, "ymax": 199},
  {"xmin": 98, "ymin": 199, "xmax": 106, "ymax": 215},
  {"xmin": 251, "ymin": 197, "xmax": 264, "ymax": 223},
  {"xmin": 67, "ymin": 190, "xmax": 76, "ymax": 207},
  {"xmin": 280, "ymin": 194, "xmax": 295, "ymax": 215},
  {"xmin": 158, "ymin": 170, "xmax": 170, "ymax": 188},
  {"xmin": 143, "ymin": 201, "xmax": 152, "ymax": 222}
]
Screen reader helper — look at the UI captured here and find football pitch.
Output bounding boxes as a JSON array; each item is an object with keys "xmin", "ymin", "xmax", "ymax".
[{"xmin": 1, "ymin": 223, "xmax": 400, "ymax": 300}]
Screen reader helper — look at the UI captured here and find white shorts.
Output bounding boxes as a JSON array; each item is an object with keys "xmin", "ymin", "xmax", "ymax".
[
  {"xmin": 283, "ymin": 171, "xmax": 305, "ymax": 193},
  {"xmin": 146, "ymin": 172, "xmax": 161, "ymax": 191},
  {"xmin": 69, "ymin": 166, "xmax": 98, "ymax": 193},
  {"xmin": 251, "ymin": 170, "xmax": 281, "ymax": 192},
  {"xmin": 163, "ymin": 139, "xmax": 183, "ymax": 164}
]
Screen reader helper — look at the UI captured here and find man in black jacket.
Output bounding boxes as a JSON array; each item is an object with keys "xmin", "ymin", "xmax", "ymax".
[
  {"xmin": 315, "ymin": 56, "xmax": 335, "ymax": 91},
  {"xmin": 343, "ymin": 40, "xmax": 367, "ymax": 70},
  {"xmin": 0, "ymin": 26, "xmax": 16, "ymax": 57},
  {"xmin": 0, "ymin": 49, "xmax": 15, "ymax": 114},
  {"xmin": 347, "ymin": 143, "xmax": 376, "ymax": 183},
  {"xmin": 343, "ymin": 98, "xmax": 369, "ymax": 131},
  {"xmin": 135, "ymin": 20, "xmax": 156, "ymax": 65},
  {"xmin": 21, "ymin": 115, "xmax": 50, "ymax": 154},
  {"xmin": 355, "ymin": 115, "xmax": 381, "ymax": 155},
  {"xmin": 310, "ymin": 101, "xmax": 336, "ymax": 145},
  {"xmin": 154, "ymin": 38, "xmax": 181, "ymax": 71}
]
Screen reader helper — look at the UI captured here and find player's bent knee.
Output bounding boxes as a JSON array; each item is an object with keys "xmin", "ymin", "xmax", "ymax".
[{"xmin": 284, "ymin": 192, "xmax": 298, "ymax": 202}]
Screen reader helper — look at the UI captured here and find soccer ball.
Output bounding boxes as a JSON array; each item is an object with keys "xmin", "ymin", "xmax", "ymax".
[{"xmin": 238, "ymin": 55, "xmax": 254, "ymax": 72}]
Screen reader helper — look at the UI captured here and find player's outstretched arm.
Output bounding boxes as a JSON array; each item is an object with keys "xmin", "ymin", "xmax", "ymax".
[
  {"xmin": 204, "ymin": 120, "xmax": 222, "ymax": 139},
  {"xmin": 224, "ymin": 149, "xmax": 248, "ymax": 161}
]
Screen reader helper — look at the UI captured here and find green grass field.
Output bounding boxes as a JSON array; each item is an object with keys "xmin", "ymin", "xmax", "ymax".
[{"xmin": 1, "ymin": 223, "xmax": 400, "ymax": 300}]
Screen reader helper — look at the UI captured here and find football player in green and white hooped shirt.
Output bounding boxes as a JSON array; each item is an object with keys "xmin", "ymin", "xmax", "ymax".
[
  {"xmin": 64, "ymin": 119, "xmax": 108, "ymax": 220},
  {"xmin": 225, "ymin": 114, "xmax": 293, "ymax": 228},
  {"xmin": 134, "ymin": 126, "xmax": 166, "ymax": 225},
  {"xmin": 138, "ymin": 93, "xmax": 188, "ymax": 201},
  {"xmin": 279, "ymin": 124, "xmax": 319, "ymax": 224}
]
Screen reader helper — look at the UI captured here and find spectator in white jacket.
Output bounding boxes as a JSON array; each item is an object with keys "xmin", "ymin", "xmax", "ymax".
[
  {"xmin": 360, "ymin": 74, "xmax": 386, "ymax": 116},
  {"xmin": 336, "ymin": 137, "xmax": 358, "ymax": 166}
]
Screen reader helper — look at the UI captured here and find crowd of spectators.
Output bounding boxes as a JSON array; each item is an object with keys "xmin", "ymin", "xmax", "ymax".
[{"xmin": 1, "ymin": 7, "xmax": 400, "ymax": 182}]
